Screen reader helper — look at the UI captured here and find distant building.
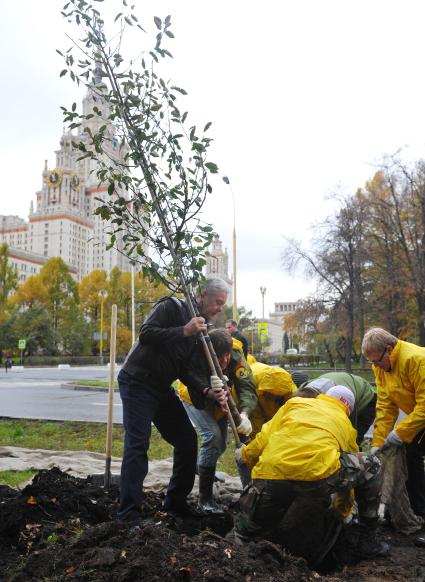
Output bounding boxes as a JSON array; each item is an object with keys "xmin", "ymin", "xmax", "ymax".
[
  {"xmin": 270, "ymin": 301, "xmax": 300, "ymax": 331},
  {"xmin": 0, "ymin": 74, "xmax": 132, "ymax": 282},
  {"xmin": 205, "ymin": 234, "xmax": 233, "ymax": 305}
]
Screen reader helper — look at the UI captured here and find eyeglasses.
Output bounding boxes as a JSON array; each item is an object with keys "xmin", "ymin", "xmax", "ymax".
[{"xmin": 368, "ymin": 346, "xmax": 387, "ymax": 365}]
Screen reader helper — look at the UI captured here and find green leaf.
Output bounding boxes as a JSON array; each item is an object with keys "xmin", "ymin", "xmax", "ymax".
[
  {"xmin": 204, "ymin": 122, "xmax": 212, "ymax": 132},
  {"xmin": 205, "ymin": 162, "xmax": 218, "ymax": 173},
  {"xmin": 114, "ymin": 12, "xmax": 122, "ymax": 22},
  {"xmin": 154, "ymin": 16, "xmax": 162, "ymax": 29},
  {"xmin": 60, "ymin": 69, "xmax": 67, "ymax": 77},
  {"xmin": 171, "ymin": 86, "xmax": 187, "ymax": 95}
]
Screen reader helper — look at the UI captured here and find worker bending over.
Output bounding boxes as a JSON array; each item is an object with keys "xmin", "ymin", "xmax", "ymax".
[
  {"xmin": 233, "ymin": 386, "xmax": 389, "ymax": 560},
  {"xmin": 249, "ymin": 361, "xmax": 297, "ymax": 437}
]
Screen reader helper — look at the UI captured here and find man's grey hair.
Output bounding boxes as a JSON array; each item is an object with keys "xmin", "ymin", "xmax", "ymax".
[
  {"xmin": 201, "ymin": 277, "xmax": 229, "ymax": 297},
  {"xmin": 361, "ymin": 327, "xmax": 398, "ymax": 356}
]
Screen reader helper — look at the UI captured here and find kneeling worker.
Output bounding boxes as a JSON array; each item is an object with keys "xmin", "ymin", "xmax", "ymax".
[
  {"xmin": 233, "ymin": 386, "xmax": 389, "ymax": 560},
  {"xmin": 178, "ymin": 329, "xmax": 257, "ymax": 513}
]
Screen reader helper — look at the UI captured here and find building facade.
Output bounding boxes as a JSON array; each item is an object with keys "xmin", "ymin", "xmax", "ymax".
[
  {"xmin": 205, "ymin": 234, "xmax": 233, "ymax": 305},
  {"xmin": 0, "ymin": 80, "xmax": 131, "ymax": 282}
]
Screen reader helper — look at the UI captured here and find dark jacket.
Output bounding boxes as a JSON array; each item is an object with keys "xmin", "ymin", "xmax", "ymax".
[{"xmin": 122, "ymin": 297, "xmax": 210, "ymax": 408}]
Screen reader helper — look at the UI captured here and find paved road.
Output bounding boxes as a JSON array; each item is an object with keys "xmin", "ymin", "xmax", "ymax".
[{"xmin": 0, "ymin": 366, "xmax": 123, "ymax": 423}]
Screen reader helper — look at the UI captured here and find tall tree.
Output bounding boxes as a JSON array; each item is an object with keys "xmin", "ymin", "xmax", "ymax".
[
  {"xmin": 283, "ymin": 193, "xmax": 369, "ymax": 370},
  {"xmin": 367, "ymin": 159, "xmax": 425, "ymax": 344},
  {"xmin": 60, "ymin": 1, "xmax": 217, "ymax": 297},
  {"xmin": 0, "ymin": 243, "xmax": 18, "ymax": 312}
]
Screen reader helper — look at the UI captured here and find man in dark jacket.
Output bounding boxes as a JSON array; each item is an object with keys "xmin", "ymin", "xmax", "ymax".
[
  {"xmin": 117, "ymin": 278, "xmax": 228, "ymax": 522},
  {"xmin": 225, "ymin": 319, "xmax": 249, "ymax": 358}
]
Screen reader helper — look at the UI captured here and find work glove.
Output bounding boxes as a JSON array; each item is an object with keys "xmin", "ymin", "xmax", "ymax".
[
  {"xmin": 210, "ymin": 375, "xmax": 224, "ymax": 393},
  {"xmin": 237, "ymin": 412, "xmax": 252, "ymax": 436},
  {"xmin": 384, "ymin": 430, "xmax": 404, "ymax": 447},
  {"xmin": 209, "ymin": 376, "xmax": 227, "ymax": 411},
  {"xmin": 235, "ymin": 444, "xmax": 246, "ymax": 464}
]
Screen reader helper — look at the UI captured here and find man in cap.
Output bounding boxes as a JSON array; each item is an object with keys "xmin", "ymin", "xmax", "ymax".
[
  {"xmin": 232, "ymin": 385, "xmax": 389, "ymax": 560},
  {"xmin": 297, "ymin": 372, "xmax": 376, "ymax": 445}
]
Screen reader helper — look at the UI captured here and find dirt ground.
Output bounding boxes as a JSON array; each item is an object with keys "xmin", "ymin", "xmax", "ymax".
[{"xmin": 1, "ymin": 468, "xmax": 425, "ymax": 581}]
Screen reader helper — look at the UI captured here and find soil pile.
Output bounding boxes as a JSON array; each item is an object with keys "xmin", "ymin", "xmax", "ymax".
[{"xmin": 0, "ymin": 468, "xmax": 425, "ymax": 581}]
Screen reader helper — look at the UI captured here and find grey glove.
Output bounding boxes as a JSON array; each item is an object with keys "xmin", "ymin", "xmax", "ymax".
[{"xmin": 384, "ymin": 430, "xmax": 404, "ymax": 447}]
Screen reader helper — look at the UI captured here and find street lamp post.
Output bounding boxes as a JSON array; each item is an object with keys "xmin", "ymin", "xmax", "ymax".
[
  {"xmin": 99, "ymin": 289, "xmax": 108, "ymax": 365},
  {"xmin": 222, "ymin": 176, "xmax": 237, "ymax": 320},
  {"xmin": 260, "ymin": 286, "xmax": 267, "ymax": 320}
]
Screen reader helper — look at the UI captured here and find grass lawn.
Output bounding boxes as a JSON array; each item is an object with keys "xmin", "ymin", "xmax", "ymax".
[
  {"xmin": 0, "ymin": 418, "xmax": 238, "ymax": 487},
  {"xmin": 73, "ymin": 380, "xmax": 118, "ymax": 389}
]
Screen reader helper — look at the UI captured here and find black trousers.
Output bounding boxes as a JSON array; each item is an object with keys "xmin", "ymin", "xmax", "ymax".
[
  {"xmin": 117, "ymin": 369, "xmax": 198, "ymax": 519},
  {"xmin": 406, "ymin": 429, "xmax": 425, "ymax": 517},
  {"xmin": 356, "ymin": 394, "xmax": 377, "ymax": 445}
]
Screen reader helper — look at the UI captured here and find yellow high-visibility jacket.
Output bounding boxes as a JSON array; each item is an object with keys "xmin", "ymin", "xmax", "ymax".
[
  {"xmin": 372, "ymin": 339, "xmax": 425, "ymax": 445},
  {"xmin": 242, "ymin": 394, "xmax": 358, "ymax": 481},
  {"xmin": 250, "ymin": 361, "xmax": 297, "ymax": 437}
]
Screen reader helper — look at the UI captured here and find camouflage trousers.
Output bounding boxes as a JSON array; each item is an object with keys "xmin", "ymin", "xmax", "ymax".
[{"xmin": 235, "ymin": 452, "xmax": 382, "ymax": 538}]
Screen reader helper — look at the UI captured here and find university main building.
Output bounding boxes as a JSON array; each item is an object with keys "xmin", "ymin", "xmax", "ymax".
[{"xmin": 0, "ymin": 82, "xmax": 131, "ymax": 282}]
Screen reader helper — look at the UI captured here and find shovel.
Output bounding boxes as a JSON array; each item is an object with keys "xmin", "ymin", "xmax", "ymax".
[
  {"xmin": 89, "ymin": 304, "xmax": 120, "ymax": 488},
  {"xmin": 104, "ymin": 304, "xmax": 117, "ymax": 490}
]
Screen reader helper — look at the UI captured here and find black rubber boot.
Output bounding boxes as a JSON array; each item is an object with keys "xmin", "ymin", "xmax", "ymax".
[
  {"xmin": 198, "ymin": 465, "xmax": 225, "ymax": 514},
  {"xmin": 354, "ymin": 518, "xmax": 390, "ymax": 560}
]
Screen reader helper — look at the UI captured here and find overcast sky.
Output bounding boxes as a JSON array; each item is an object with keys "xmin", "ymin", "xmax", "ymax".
[{"xmin": 2, "ymin": 1, "xmax": 425, "ymax": 318}]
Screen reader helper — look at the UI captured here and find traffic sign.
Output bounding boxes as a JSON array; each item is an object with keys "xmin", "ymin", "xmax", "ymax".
[{"xmin": 18, "ymin": 339, "xmax": 26, "ymax": 350}]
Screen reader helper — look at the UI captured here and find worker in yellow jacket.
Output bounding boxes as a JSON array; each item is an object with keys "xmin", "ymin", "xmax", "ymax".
[
  {"xmin": 249, "ymin": 361, "xmax": 297, "ymax": 437},
  {"xmin": 178, "ymin": 329, "xmax": 257, "ymax": 513},
  {"xmin": 233, "ymin": 386, "xmax": 389, "ymax": 560},
  {"xmin": 362, "ymin": 327, "xmax": 425, "ymax": 520}
]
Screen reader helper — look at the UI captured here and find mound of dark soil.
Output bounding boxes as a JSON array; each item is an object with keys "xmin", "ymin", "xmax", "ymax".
[{"xmin": 0, "ymin": 468, "xmax": 425, "ymax": 581}]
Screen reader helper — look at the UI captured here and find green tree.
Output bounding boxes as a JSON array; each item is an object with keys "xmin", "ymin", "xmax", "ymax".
[
  {"xmin": 38, "ymin": 258, "xmax": 79, "ymax": 331},
  {"xmin": 60, "ymin": 1, "xmax": 217, "ymax": 297},
  {"xmin": 0, "ymin": 243, "xmax": 18, "ymax": 312},
  {"xmin": 12, "ymin": 306, "xmax": 57, "ymax": 356}
]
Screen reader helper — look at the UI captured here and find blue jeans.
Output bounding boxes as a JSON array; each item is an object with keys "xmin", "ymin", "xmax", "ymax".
[
  {"xmin": 183, "ymin": 402, "xmax": 228, "ymax": 467},
  {"xmin": 118, "ymin": 370, "xmax": 197, "ymax": 519}
]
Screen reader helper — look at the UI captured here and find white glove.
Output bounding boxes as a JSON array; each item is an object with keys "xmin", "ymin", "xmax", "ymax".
[
  {"xmin": 210, "ymin": 375, "xmax": 224, "ymax": 393},
  {"xmin": 384, "ymin": 430, "xmax": 404, "ymax": 447},
  {"xmin": 235, "ymin": 444, "xmax": 246, "ymax": 464},
  {"xmin": 237, "ymin": 412, "xmax": 252, "ymax": 436},
  {"xmin": 370, "ymin": 446, "xmax": 380, "ymax": 455}
]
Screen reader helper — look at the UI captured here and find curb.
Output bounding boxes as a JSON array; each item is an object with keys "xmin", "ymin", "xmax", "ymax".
[{"xmin": 61, "ymin": 383, "xmax": 118, "ymax": 392}]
